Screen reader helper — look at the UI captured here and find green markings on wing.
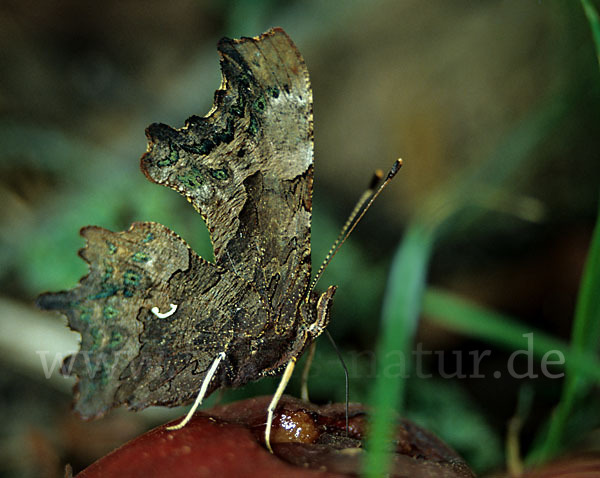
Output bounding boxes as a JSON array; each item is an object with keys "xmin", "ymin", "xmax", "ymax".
[
  {"xmin": 177, "ymin": 166, "xmax": 207, "ymax": 189},
  {"xmin": 103, "ymin": 305, "xmax": 119, "ymax": 320},
  {"xmin": 176, "ymin": 165, "xmax": 230, "ymax": 189},
  {"xmin": 143, "ymin": 232, "xmax": 155, "ymax": 243},
  {"xmin": 210, "ymin": 168, "xmax": 229, "ymax": 180},
  {"xmin": 157, "ymin": 145, "xmax": 179, "ymax": 168},
  {"xmin": 131, "ymin": 251, "xmax": 150, "ymax": 263}
]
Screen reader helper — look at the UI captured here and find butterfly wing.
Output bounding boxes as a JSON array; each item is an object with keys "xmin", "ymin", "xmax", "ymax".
[
  {"xmin": 37, "ymin": 29, "xmax": 319, "ymax": 419},
  {"xmin": 141, "ymin": 28, "xmax": 314, "ymax": 319},
  {"xmin": 37, "ymin": 222, "xmax": 271, "ymax": 418}
]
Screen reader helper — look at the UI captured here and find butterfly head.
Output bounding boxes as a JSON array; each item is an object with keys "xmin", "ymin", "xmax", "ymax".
[{"xmin": 301, "ymin": 285, "xmax": 337, "ymax": 342}]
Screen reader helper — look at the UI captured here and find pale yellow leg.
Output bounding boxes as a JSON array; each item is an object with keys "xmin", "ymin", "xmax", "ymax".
[
  {"xmin": 265, "ymin": 357, "xmax": 297, "ymax": 453},
  {"xmin": 166, "ymin": 352, "xmax": 226, "ymax": 431},
  {"xmin": 300, "ymin": 341, "xmax": 316, "ymax": 402}
]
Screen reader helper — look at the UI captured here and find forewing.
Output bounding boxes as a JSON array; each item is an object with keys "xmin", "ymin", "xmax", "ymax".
[{"xmin": 141, "ymin": 28, "xmax": 313, "ymax": 307}]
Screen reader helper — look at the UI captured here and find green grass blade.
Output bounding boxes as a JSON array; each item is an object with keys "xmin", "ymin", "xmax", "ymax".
[
  {"xmin": 362, "ymin": 85, "xmax": 569, "ymax": 477},
  {"xmin": 572, "ymin": 196, "xmax": 600, "ymax": 360},
  {"xmin": 362, "ymin": 51, "xmax": 573, "ymax": 476},
  {"xmin": 422, "ymin": 288, "xmax": 600, "ymax": 383},
  {"xmin": 581, "ymin": 0, "xmax": 600, "ymax": 70},
  {"xmin": 529, "ymin": 195, "xmax": 600, "ymax": 463},
  {"xmin": 362, "ymin": 223, "xmax": 433, "ymax": 478}
]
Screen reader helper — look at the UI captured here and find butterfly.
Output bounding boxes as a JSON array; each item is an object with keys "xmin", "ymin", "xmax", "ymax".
[{"xmin": 37, "ymin": 27, "xmax": 400, "ymax": 452}]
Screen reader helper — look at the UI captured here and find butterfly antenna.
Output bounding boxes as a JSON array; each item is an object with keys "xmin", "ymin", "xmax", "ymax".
[{"xmin": 310, "ymin": 158, "xmax": 402, "ymax": 292}]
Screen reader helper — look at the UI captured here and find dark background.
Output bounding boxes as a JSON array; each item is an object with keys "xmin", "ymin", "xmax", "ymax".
[{"xmin": 1, "ymin": 1, "xmax": 599, "ymax": 476}]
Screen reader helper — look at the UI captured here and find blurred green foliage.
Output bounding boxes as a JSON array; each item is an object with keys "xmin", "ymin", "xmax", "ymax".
[
  {"xmin": 363, "ymin": 1, "xmax": 600, "ymax": 475},
  {"xmin": 1, "ymin": 1, "xmax": 600, "ymax": 476}
]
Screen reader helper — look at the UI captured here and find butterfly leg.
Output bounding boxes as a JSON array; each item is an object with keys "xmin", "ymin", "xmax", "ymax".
[
  {"xmin": 166, "ymin": 351, "xmax": 226, "ymax": 431},
  {"xmin": 265, "ymin": 356, "xmax": 297, "ymax": 453},
  {"xmin": 300, "ymin": 341, "xmax": 316, "ymax": 401}
]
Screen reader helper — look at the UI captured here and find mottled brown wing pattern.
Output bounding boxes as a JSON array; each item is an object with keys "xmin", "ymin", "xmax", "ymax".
[
  {"xmin": 141, "ymin": 28, "xmax": 313, "ymax": 313},
  {"xmin": 37, "ymin": 222, "xmax": 273, "ymax": 417},
  {"xmin": 36, "ymin": 29, "xmax": 326, "ymax": 419}
]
